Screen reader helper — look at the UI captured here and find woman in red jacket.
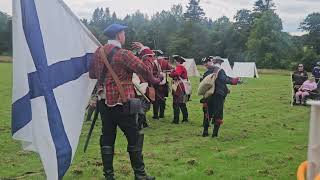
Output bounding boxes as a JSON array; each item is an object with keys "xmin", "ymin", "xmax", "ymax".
[{"xmin": 170, "ymin": 55, "xmax": 189, "ymax": 124}]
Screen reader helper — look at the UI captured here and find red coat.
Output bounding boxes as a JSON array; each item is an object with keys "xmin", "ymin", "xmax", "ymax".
[
  {"xmin": 170, "ymin": 64, "xmax": 188, "ymax": 80},
  {"xmin": 170, "ymin": 64, "xmax": 188, "ymax": 103}
]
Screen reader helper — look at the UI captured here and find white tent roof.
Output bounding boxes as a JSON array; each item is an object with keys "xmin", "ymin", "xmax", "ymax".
[
  {"xmin": 183, "ymin": 58, "xmax": 200, "ymax": 77},
  {"xmin": 233, "ymin": 62, "xmax": 259, "ymax": 78},
  {"xmin": 221, "ymin": 58, "xmax": 235, "ymax": 77}
]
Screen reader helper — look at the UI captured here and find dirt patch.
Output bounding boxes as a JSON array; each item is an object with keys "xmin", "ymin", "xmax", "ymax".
[{"xmin": 0, "ymin": 56, "xmax": 12, "ymax": 63}]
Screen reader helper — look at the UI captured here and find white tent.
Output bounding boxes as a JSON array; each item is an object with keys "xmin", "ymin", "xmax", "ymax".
[
  {"xmin": 183, "ymin": 58, "xmax": 200, "ymax": 77},
  {"xmin": 233, "ymin": 62, "xmax": 259, "ymax": 78},
  {"xmin": 221, "ymin": 58, "xmax": 235, "ymax": 77}
]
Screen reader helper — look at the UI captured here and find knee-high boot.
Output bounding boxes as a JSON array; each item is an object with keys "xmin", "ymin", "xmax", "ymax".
[
  {"xmin": 202, "ymin": 117, "xmax": 210, "ymax": 137},
  {"xmin": 172, "ymin": 103, "xmax": 180, "ymax": 124},
  {"xmin": 152, "ymin": 101, "xmax": 159, "ymax": 119},
  {"xmin": 101, "ymin": 145, "xmax": 115, "ymax": 180},
  {"xmin": 159, "ymin": 99, "xmax": 166, "ymax": 118},
  {"xmin": 180, "ymin": 103, "xmax": 189, "ymax": 123},
  {"xmin": 212, "ymin": 119, "xmax": 223, "ymax": 137},
  {"xmin": 128, "ymin": 135, "xmax": 155, "ymax": 180}
]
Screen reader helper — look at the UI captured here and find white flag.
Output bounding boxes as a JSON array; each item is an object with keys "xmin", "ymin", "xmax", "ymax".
[{"xmin": 12, "ymin": 0, "xmax": 100, "ymax": 179}]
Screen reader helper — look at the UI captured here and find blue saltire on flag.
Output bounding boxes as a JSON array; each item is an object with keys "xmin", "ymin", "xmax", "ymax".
[{"xmin": 12, "ymin": 0, "xmax": 100, "ymax": 179}]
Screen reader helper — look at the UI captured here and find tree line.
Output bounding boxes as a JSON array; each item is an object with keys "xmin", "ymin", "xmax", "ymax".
[
  {"xmin": 0, "ymin": 0, "xmax": 319, "ymax": 70},
  {"xmin": 0, "ymin": 11, "xmax": 11, "ymax": 56},
  {"xmin": 81, "ymin": 0, "xmax": 320, "ymax": 70}
]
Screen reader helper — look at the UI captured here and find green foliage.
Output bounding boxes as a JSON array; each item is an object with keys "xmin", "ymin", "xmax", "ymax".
[
  {"xmin": 246, "ymin": 11, "xmax": 296, "ymax": 68},
  {"xmin": 83, "ymin": 0, "xmax": 317, "ymax": 70},
  {"xmin": 300, "ymin": 12, "xmax": 320, "ymax": 54},
  {"xmin": 300, "ymin": 48, "xmax": 320, "ymax": 71},
  {"xmin": 1, "ymin": 0, "xmax": 319, "ymax": 69},
  {"xmin": 253, "ymin": 0, "xmax": 275, "ymax": 13},
  {"xmin": 184, "ymin": 0, "xmax": 205, "ymax": 21},
  {"xmin": 0, "ymin": 12, "xmax": 11, "ymax": 55}
]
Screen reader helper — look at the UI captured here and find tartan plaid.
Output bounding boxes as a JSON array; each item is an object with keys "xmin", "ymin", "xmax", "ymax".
[{"xmin": 89, "ymin": 44, "xmax": 154, "ymax": 106}]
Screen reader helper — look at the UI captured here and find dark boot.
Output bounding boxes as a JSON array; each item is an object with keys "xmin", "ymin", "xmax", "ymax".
[
  {"xmin": 152, "ymin": 101, "xmax": 159, "ymax": 120},
  {"xmin": 202, "ymin": 117, "xmax": 210, "ymax": 137},
  {"xmin": 128, "ymin": 151, "xmax": 155, "ymax": 180},
  {"xmin": 159, "ymin": 100, "xmax": 165, "ymax": 118},
  {"xmin": 180, "ymin": 103, "xmax": 189, "ymax": 123},
  {"xmin": 212, "ymin": 124, "xmax": 220, "ymax": 137},
  {"xmin": 172, "ymin": 103, "xmax": 180, "ymax": 124},
  {"xmin": 128, "ymin": 135, "xmax": 155, "ymax": 180},
  {"xmin": 101, "ymin": 146, "xmax": 115, "ymax": 180},
  {"xmin": 202, "ymin": 127, "xmax": 209, "ymax": 137}
]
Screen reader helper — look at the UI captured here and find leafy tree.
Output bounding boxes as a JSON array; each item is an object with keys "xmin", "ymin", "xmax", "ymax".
[
  {"xmin": 300, "ymin": 48, "xmax": 320, "ymax": 71},
  {"xmin": 81, "ymin": 3, "xmax": 306, "ymax": 70},
  {"xmin": 300, "ymin": 12, "xmax": 320, "ymax": 54},
  {"xmin": 253, "ymin": 0, "xmax": 275, "ymax": 13},
  {"xmin": 0, "ymin": 12, "xmax": 11, "ymax": 55},
  {"xmin": 184, "ymin": 0, "xmax": 205, "ymax": 21},
  {"xmin": 246, "ymin": 11, "xmax": 288, "ymax": 68}
]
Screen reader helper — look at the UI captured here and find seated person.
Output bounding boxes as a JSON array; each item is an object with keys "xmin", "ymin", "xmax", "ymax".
[
  {"xmin": 295, "ymin": 76, "xmax": 317, "ymax": 105},
  {"xmin": 292, "ymin": 64, "xmax": 308, "ymax": 92},
  {"xmin": 312, "ymin": 62, "xmax": 320, "ymax": 83}
]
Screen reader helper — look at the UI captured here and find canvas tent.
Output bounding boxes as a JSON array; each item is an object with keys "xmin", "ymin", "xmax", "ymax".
[
  {"xmin": 183, "ymin": 58, "xmax": 200, "ymax": 77},
  {"xmin": 221, "ymin": 58, "xmax": 235, "ymax": 77},
  {"xmin": 233, "ymin": 62, "xmax": 259, "ymax": 78}
]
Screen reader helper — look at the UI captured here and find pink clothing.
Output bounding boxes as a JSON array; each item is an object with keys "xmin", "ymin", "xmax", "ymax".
[
  {"xmin": 295, "ymin": 80, "xmax": 317, "ymax": 103},
  {"xmin": 300, "ymin": 80, "xmax": 317, "ymax": 91},
  {"xmin": 295, "ymin": 91, "xmax": 310, "ymax": 101}
]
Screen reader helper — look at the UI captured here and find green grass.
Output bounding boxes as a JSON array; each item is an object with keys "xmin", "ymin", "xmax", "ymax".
[{"xmin": 0, "ymin": 63, "xmax": 310, "ymax": 179}]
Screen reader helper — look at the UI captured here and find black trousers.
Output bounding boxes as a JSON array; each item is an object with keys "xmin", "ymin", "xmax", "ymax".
[
  {"xmin": 99, "ymin": 100, "xmax": 143, "ymax": 151},
  {"xmin": 207, "ymin": 94, "xmax": 225, "ymax": 122},
  {"xmin": 173, "ymin": 102, "xmax": 188, "ymax": 122},
  {"xmin": 202, "ymin": 103, "xmax": 209, "ymax": 127},
  {"xmin": 203, "ymin": 94, "xmax": 225, "ymax": 136},
  {"xmin": 153, "ymin": 99, "xmax": 166, "ymax": 118}
]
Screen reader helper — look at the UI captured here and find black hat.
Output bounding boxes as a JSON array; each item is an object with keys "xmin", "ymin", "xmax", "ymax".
[
  {"xmin": 202, "ymin": 56, "xmax": 213, "ymax": 63},
  {"xmin": 172, "ymin": 55, "xmax": 185, "ymax": 63},
  {"xmin": 153, "ymin": 50, "xmax": 164, "ymax": 56},
  {"xmin": 212, "ymin": 56, "xmax": 224, "ymax": 62}
]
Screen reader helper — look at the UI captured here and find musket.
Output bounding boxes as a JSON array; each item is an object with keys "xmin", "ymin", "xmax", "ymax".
[{"xmin": 84, "ymin": 100, "xmax": 99, "ymax": 153}]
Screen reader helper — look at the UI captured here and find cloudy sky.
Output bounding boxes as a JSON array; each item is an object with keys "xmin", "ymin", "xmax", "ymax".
[{"xmin": 1, "ymin": 0, "xmax": 319, "ymax": 34}]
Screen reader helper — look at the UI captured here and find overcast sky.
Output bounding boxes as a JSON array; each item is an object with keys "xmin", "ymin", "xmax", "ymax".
[{"xmin": 1, "ymin": 0, "xmax": 319, "ymax": 34}]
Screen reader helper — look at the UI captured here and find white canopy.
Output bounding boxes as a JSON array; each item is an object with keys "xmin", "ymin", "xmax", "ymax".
[
  {"xmin": 221, "ymin": 58, "xmax": 235, "ymax": 77},
  {"xmin": 233, "ymin": 62, "xmax": 259, "ymax": 78},
  {"xmin": 183, "ymin": 58, "xmax": 200, "ymax": 77}
]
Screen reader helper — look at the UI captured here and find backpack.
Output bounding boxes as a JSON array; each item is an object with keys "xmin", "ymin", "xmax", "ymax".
[{"xmin": 198, "ymin": 69, "xmax": 221, "ymax": 98}]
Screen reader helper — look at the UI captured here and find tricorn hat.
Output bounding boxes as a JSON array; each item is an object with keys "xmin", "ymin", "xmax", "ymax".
[
  {"xmin": 172, "ymin": 55, "xmax": 186, "ymax": 63},
  {"xmin": 213, "ymin": 56, "xmax": 224, "ymax": 62}
]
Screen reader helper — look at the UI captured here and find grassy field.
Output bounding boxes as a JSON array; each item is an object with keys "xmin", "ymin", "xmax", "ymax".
[{"xmin": 0, "ymin": 63, "xmax": 310, "ymax": 179}]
